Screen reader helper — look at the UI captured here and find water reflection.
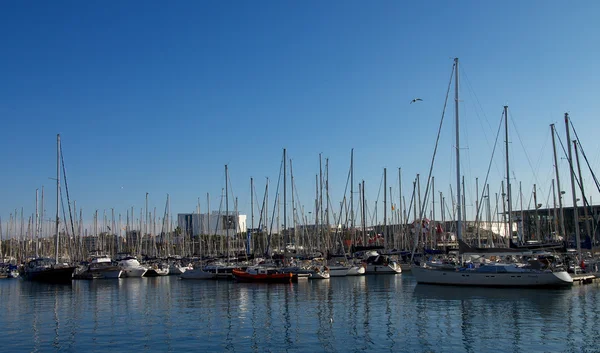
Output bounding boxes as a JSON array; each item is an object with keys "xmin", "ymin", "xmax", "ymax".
[
  {"xmin": 412, "ymin": 283, "xmax": 575, "ymax": 352},
  {"xmin": 1, "ymin": 276, "xmax": 599, "ymax": 352}
]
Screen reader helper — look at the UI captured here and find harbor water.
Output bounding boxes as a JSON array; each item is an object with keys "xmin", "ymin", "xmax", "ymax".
[{"xmin": 1, "ymin": 275, "xmax": 599, "ymax": 352}]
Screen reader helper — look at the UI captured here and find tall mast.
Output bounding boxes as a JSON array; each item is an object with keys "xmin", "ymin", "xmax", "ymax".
[
  {"xmin": 383, "ymin": 167, "xmax": 387, "ymax": 249},
  {"xmin": 565, "ymin": 113, "xmax": 581, "ymax": 258},
  {"xmin": 361, "ymin": 180, "xmax": 366, "ymax": 245},
  {"xmin": 283, "ymin": 149, "xmax": 287, "ymax": 259},
  {"xmin": 207, "ymin": 192, "xmax": 210, "ymax": 256},
  {"xmin": 315, "ymin": 174, "xmax": 319, "ymax": 251},
  {"xmin": 398, "ymin": 168, "xmax": 403, "ymax": 248},
  {"xmin": 350, "ymin": 149, "xmax": 354, "ymax": 230},
  {"xmin": 290, "ymin": 159, "xmax": 297, "ymax": 254},
  {"xmin": 432, "ymin": 176, "xmax": 436, "ymax": 249},
  {"xmin": 504, "ymin": 105, "xmax": 514, "ymax": 242},
  {"xmin": 319, "ymin": 154, "xmax": 323, "ymax": 246},
  {"xmin": 519, "ymin": 182, "xmax": 524, "ymax": 240},
  {"xmin": 552, "ymin": 179, "xmax": 558, "ymax": 239},
  {"xmin": 475, "ymin": 177, "xmax": 480, "ymax": 246},
  {"xmin": 250, "ymin": 177, "xmax": 254, "ymax": 256},
  {"xmin": 40, "ymin": 186, "xmax": 44, "ymax": 255},
  {"xmin": 550, "ymin": 123, "xmax": 566, "ymax": 239},
  {"xmin": 225, "ymin": 165, "xmax": 230, "ymax": 264},
  {"xmin": 35, "ymin": 189, "xmax": 39, "ymax": 258},
  {"xmin": 326, "ymin": 158, "xmax": 330, "ymax": 251},
  {"xmin": 454, "ymin": 58, "xmax": 462, "ymax": 241},
  {"xmin": 145, "ymin": 192, "xmax": 149, "ymax": 256},
  {"xmin": 573, "ymin": 140, "xmax": 592, "ymax": 244},
  {"xmin": 533, "ymin": 184, "xmax": 539, "ymax": 241},
  {"xmin": 55, "ymin": 134, "xmax": 61, "ymax": 264}
]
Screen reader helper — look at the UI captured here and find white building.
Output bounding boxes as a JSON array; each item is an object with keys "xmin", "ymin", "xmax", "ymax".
[{"xmin": 177, "ymin": 212, "xmax": 247, "ymax": 237}]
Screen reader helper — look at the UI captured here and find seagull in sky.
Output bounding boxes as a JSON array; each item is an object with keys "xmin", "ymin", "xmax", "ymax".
[{"xmin": 410, "ymin": 98, "xmax": 423, "ymax": 104}]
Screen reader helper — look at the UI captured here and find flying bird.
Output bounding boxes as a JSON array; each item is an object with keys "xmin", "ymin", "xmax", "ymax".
[{"xmin": 410, "ymin": 98, "xmax": 423, "ymax": 104}]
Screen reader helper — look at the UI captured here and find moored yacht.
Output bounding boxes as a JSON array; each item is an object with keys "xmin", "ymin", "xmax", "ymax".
[
  {"xmin": 74, "ymin": 255, "xmax": 122, "ymax": 279},
  {"xmin": 23, "ymin": 258, "xmax": 75, "ymax": 284},
  {"xmin": 117, "ymin": 256, "xmax": 147, "ymax": 278},
  {"xmin": 363, "ymin": 252, "xmax": 402, "ymax": 274},
  {"xmin": 144, "ymin": 262, "xmax": 169, "ymax": 277}
]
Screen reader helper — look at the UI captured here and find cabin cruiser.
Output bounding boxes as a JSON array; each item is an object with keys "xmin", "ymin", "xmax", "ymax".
[
  {"xmin": 117, "ymin": 255, "xmax": 148, "ymax": 278},
  {"xmin": 74, "ymin": 255, "xmax": 122, "ymax": 279},
  {"xmin": 363, "ymin": 251, "xmax": 402, "ymax": 274}
]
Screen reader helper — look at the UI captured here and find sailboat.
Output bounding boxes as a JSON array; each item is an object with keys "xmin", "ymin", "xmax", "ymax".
[
  {"xmin": 23, "ymin": 134, "xmax": 76, "ymax": 284},
  {"xmin": 411, "ymin": 59, "xmax": 573, "ymax": 288}
]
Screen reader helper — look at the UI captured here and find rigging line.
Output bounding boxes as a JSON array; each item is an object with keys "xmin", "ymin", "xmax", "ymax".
[
  {"xmin": 563, "ymin": 122, "xmax": 600, "ymax": 238},
  {"xmin": 256, "ymin": 182, "xmax": 268, "ymax": 230},
  {"xmin": 508, "ymin": 110, "xmax": 542, "ymax": 189},
  {"xmin": 265, "ymin": 157, "xmax": 284, "ymax": 256},
  {"xmin": 461, "ymin": 64, "xmax": 495, "ymax": 134},
  {"xmin": 60, "ymin": 144, "xmax": 76, "ymax": 240},
  {"xmin": 570, "ymin": 120, "xmax": 600, "ymax": 194},
  {"xmin": 533, "ymin": 129, "xmax": 551, "ymax": 179},
  {"xmin": 418, "ymin": 62, "xmax": 455, "ymax": 222},
  {"xmin": 555, "ymin": 131, "xmax": 587, "ymax": 199},
  {"xmin": 462, "ymin": 65, "xmax": 504, "ymax": 178},
  {"xmin": 60, "ymin": 189, "xmax": 69, "ymax": 237},
  {"xmin": 475, "ymin": 108, "xmax": 504, "ymax": 219},
  {"xmin": 375, "ymin": 170, "xmax": 384, "ymax": 206}
]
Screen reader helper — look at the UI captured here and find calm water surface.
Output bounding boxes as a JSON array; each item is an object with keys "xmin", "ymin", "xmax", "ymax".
[{"xmin": 1, "ymin": 275, "xmax": 599, "ymax": 352}]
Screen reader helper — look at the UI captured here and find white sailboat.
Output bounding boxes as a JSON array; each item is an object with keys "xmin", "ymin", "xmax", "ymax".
[{"xmin": 411, "ymin": 58, "xmax": 573, "ymax": 288}]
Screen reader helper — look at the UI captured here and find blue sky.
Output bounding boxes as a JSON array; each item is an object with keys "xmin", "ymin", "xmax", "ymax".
[{"xmin": 1, "ymin": 1, "xmax": 599, "ymax": 234}]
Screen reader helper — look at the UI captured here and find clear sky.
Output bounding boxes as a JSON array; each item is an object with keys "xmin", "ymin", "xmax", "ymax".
[{"xmin": 1, "ymin": 1, "xmax": 599, "ymax": 234}]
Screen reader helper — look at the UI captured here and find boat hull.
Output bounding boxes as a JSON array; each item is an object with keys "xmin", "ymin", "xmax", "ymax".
[
  {"xmin": 365, "ymin": 263, "xmax": 402, "ymax": 274},
  {"xmin": 411, "ymin": 266, "xmax": 574, "ymax": 288},
  {"xmin": 328, "ymin": 266, "xmax": 349, "ymax": 277},
  {"xmin": 24, "ymin": 267, "xmax": 75, "ymax": 284},
  {"xmin": 309, "ymin": 271, "xmax": 330, "ymax": 279},
  {"xmin": 144, "ymin": 268, "xmax": 169, "ymax": 277},
  {"xmin": 347, "ymin": 266, "xmax": 366, "ymax": 276},
  {"xmin": 169, "ymin": 265, "xmax": 192, "ymax": 275},
  {"xmin": 74, "ymin": 268, "xmax": 122, "ymax": 280},
  {"xmin": 180, "ymin": 269, "xmax": 216, "ymax": 280},
  {"xmin": 232, "ymin": 269, "xmax": 295, "ymax": 283},
  {"xmin": 120, "ymin": 268, "xmax": 147, "ymax": 278}
]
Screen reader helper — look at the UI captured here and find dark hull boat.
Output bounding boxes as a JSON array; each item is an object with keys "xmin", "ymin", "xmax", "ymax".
[
  {"xmin": 232, "ymin": 267, "xmax": 296, "ymax": 283},
  {"xmin": 23, "ymin": 258, "xmax": 75, "ymax": 284}
]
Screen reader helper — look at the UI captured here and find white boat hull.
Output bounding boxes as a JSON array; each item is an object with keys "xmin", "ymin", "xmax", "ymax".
[
  {"xmin": 412, "ymin": 266, "xmax": 573, "ymax": 287},
  {"xmin": 328, "ymin": 266, "xmax": 350, "ymax": 277},
  {"xmin": 169, "ymin": 265, "xmax": 192, "ymax": 275},
  {"xmin": 399, "ymin": 263, "xmax": 412, "ymax": 272},
  {"xmin": 347, "ymin": 266, "xmax": 365, "ymax": 276},
  {"xmin": 102, "ymin": 270, "xmax": 123, "ymax": 279},
  {"xmin": 180, "ymin": 269, "xmax": 216, "ymax": 280},
  {"xmin": 365, "ymin": 263, "xmax": 401, "ymax": 274},
  {"xmin": 120, "ymin": 267, "xmax": 147, "ymax": 278},
  {"xmin": 309, "ymin": 271, "xmax": 330, "ymax": 279}
]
